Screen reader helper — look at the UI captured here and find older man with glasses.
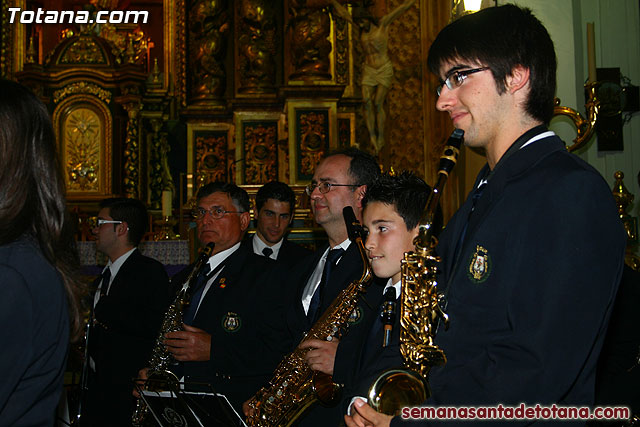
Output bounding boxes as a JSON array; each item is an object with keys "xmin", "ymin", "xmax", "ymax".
[
  {"xmin": 247, "ymin": 148, "xmax": 382, "ymax": 426},
  {"xmin": 137, "ymin": 181, "xmax": 291, "ymax": 418}
]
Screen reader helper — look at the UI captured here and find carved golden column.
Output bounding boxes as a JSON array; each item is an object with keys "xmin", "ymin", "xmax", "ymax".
[
  {"xmin": 236, "ymin": 0, "xmax": 277, "ymax": 94},
  {"xmin": 118, "ymin": 98, "xmax": 142, "ymax": 198},
  {"xmin": 187, "ymin": 0, "xmax": 229, "ymax": 103},
  {"xmin": 148, "ymin": 119, "xmax": 165, "ymax": 209},
  {"xmin": 287, "ymin": 0, "xmax": 333, "ymax": 81}
]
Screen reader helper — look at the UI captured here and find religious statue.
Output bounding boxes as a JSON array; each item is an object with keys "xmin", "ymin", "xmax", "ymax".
[{"xmin": 330, "ymin": 0, "xmax": 417, "ymax": 154}]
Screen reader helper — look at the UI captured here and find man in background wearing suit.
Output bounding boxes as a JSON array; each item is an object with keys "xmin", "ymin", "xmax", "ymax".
[
  {"xmin": 159, "ymin": 182, "xmax": 291, "ymax": 415},
  {"xmin": 248, "ymin": 180, "xmax": 312, "ymax": 268},
  {"xmin": 87, "ymin": 197, "xmax": 170, "ymax": 426},
  {"xmin": 282, "ymin": 147, "xmax": 382, "ymax": 426}
]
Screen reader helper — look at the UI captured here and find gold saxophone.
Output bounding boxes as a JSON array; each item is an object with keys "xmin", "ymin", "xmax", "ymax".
[
  {"xmin": 368, "ymin": 129, "xmax": 464, "ymax": 415},
  {"xmin": 247, "ymin": 207, "xmax": 373, "ymax": 427},
  {"xmin": 131, "ymin": 242, "xmax": 215, "ymax": 426}
]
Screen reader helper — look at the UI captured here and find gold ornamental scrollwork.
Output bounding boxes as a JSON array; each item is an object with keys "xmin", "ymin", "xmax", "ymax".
[
  {"xmin": 54, "ymin": 82, "xmax": 112, "ymax": 104},
  {"xmin": 243, "ymin": 122, "xmax": 278, "ymax": 183},
  {"xmin": 236, "ymin": 0, "xmax": 277, "ymax": 94},
  {"xmin": 288, "ymin": 0, "xmax": 333, "ymax": 81},
  {"xmin": 53, "ymin": 95, "xmax": 113, "ymax": 198},
  {"xmin": 120, "ymin": 101, "xmax": 141, "ymax": 198},
  {"xmin": 188, "ymin": 0, "xmax": 229, "ymax": 102},
  {"xmin": 299, "ymin": 110, "xmax": 328, "ymax": 176},
  {"xmin": 333, "ymin": 7, "xmax": 349, "ymax": 86},
  {"xmin": 196, "ymin": 134, "xmax": 228, "ymax": 184},
  {"xmin": 65, "ymin": 108, "xmax": 101, "ymax": 191},
  {"xmin": 59, "ymin": 35, "xmax": 108, "ymax": 64}
]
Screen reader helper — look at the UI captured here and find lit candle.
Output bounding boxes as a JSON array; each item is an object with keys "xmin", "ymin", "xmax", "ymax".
[
  {"xmin": 586, "ymin": 22, "xmax": 596, "ymax": 83},
  {"xmin": 162, "ymin": 190, "xmax": 172, "ymax": 217}
]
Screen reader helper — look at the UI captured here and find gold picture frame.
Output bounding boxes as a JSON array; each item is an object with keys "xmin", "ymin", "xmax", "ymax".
[{"xmin": 287, "ymin": 100, "xmax": 337, "ymax": 185}]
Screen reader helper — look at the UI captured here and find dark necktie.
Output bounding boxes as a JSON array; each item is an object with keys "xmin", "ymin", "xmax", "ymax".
[
  {"xmin": 453, "ymin": 181, "xmax": 487, "ymax": 264},
  {"xmin": 308, "ymin": 248, "xmax": 345, "ymax": 322},
  {"xmin": 183, "ymin": 263, "xmax": 212, "ymax": 325},
  {"xmin": 99, "ymin": 268, "xmax": 111, "ymax": 298},
  {"xmin": 470, "ymin": 180, "xmax": 487, "ymax": 214},
  {"xmin": 262, "ymin": 247, "xmax": 274, "ymax": 258}
]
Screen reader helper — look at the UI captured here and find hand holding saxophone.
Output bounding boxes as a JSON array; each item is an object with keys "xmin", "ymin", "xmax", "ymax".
[
  {"xmin": 299, "ymin": 338, "xmax": 340, "ymax": 375},
  {"xmin": 163, "ymin": 323, "xmax": 211, "ymax": 362}
]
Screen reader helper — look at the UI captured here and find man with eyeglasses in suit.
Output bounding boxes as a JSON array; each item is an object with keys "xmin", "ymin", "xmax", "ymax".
[
  {"xmin": 86, "ymin": 197, "xmax": 170, "ymax": 426},
  {"xmin": 248, "ymin": 148, "xmax": 382, "ymax": 426},
  {"xmin": 138, "ymin": 182, "xmax": 291, "ymax": 416}
]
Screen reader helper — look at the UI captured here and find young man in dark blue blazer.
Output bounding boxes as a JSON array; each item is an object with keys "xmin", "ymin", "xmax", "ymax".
[{"xmin": 347, "ymin": 5, "xmax": 627, "ymax": 427}]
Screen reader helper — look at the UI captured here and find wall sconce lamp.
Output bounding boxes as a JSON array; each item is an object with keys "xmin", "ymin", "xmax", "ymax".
[{"xmin": 554, "ymin": 23, "xmax": 638, "ymax": 152}]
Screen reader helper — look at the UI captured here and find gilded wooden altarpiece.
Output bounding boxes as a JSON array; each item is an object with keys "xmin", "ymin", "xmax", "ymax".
[
  {"xmin": 234, "ymin": 1, "xmax": 280, "ymax": 96},
  {"xmin": 1, "ymin": 0, "xmax": 458, "ymax": 223},
  {"xmin": 53, "ymin": 94, "xmax": 113, "ymax": 199},
  {"xmin": 234, "ymin": 112, "xmax": 283, "ymax": 184},
  {"xmin": 288, "ymin": 100, "xmax": 338, "ymax": 184},
  {"xmin": 187, "ymin": 123, "xmax": 234, "ymax": 191}
]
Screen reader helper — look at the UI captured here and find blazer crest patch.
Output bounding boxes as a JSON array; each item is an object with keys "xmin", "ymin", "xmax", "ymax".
[
  {"xmin": 467, "ymin": 245, "xmax": 491, "ymax": 283},
  {"xmin": 221, "ymin": 311, "xmax": 241, "ymax": 332},
  {"xmin": 348, "ymin": 305, "xmax": 363, "ymax": 325}
]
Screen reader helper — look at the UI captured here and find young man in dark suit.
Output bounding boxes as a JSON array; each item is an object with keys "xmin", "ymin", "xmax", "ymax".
[
  {"xmin": 87, "ymin": 197, "xmax": 170, "ymax": 426},
  {"xmin": 156, "ymin": 182, "xmax": 291, "ymax": 415},
  {"xmin": 248, "ymin": 180, "xmax": 312, "ymax": 268},
  {"xmin": 347, "ymin": 5, "xmax": 627, "ymax": 427}
]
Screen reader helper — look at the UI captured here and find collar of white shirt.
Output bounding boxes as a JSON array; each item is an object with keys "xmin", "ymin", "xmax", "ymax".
[{"xmin": 252, "ymin": 233, "xmax": 283, "ymax": 259}]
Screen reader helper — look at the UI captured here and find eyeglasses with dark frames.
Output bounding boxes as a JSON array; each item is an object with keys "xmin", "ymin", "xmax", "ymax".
[
  {"xmin": 192, "ymin": 206, "xmax": 243, "ymax": 220},
  {"xmin": 305, "ymin": 182, "xmax": 361, "ymax": 196},
  {"xmin": 436, "ymin": 67, "xmax": 490, "ymax": 96}
]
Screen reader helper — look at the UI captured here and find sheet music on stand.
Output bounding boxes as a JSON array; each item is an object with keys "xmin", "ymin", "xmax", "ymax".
[{"xmin": 136, "ymin": 381, "xmax": 247, "ymax": 427}]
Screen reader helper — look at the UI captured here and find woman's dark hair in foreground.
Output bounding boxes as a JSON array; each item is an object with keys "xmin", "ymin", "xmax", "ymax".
[{"xmin": 0, "ymin": 78, "xmax": 82, "ymax": 339}]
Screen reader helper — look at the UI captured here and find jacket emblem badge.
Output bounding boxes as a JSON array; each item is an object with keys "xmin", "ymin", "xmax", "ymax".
[
  {"xmin": 348, "ymin": 306, "xmax": 363, "ymax": 325},
  {"xmin": 222, "ymin": 312, "xmax": 241, "ymax": 332},
  {"xmin": 467, "ymin": 245, "xmax": 491, "ymax": 283},
  {"xmin": 219, "ymin": 277, "xmax": 226, "ymax": 289}
]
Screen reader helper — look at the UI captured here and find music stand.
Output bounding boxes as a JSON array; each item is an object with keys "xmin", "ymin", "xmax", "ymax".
[{"xmin": 135, "ymin": 381, "xmax": 247, "ymax": 427}]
